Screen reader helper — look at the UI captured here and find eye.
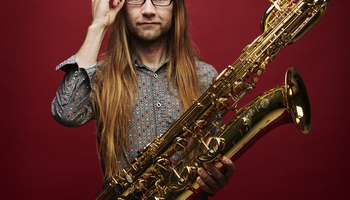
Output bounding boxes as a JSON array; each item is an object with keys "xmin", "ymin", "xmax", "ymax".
[
  {"xmin": 153, "ymin": 0, "xmax": 170, "ymax": 5},
  {"xmin": 128, "ymin": 0, "xmax": 143, "ymax": 3}
]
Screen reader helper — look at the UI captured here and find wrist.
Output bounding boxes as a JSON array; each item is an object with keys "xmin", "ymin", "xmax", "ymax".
[
  {"xmin": 77, "ymin": 24, "xmax": 106, "ymax": 68},
  {"xmin": 87, "ymin": 23, "xmax": 108, "ymax": 38}
]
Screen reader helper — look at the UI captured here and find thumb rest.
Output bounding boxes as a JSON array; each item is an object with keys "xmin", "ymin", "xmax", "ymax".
[{"xmin": 93, "ymin": 0, "xmax": 329, "ymax": 199}]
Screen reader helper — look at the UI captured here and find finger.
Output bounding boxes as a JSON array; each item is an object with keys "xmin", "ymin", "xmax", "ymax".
[
  {"xmin": 110, "ymin": 0, "xmax": 125, "ymax": 16},
  {"xmin": 198, "ymin": 166, "xmax": 222, "ymax": 190},
  {"xmin": 222, "ymin": 156, "xmax": 235, "ymax": 178},
  {"xmin": 202, "ymin": 163, "xmax": 228, "ymax": 186},
  {"xmin": 113, "ymin": 0, "xmax": 125, "ymax": 8},
  {"xmin": 196, "ymin": 176, "xmax": 217, "ymax": 195}
]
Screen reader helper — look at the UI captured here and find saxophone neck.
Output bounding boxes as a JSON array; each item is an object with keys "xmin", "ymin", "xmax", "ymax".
[{"xmin": 261, "ymin": 0, "xmax": 330, "ymax": 45}]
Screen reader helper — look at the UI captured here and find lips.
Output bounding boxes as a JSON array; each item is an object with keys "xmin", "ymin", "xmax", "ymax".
[{"xmin": 138, "ymin": 22, "xmax": 160, "ymax": 25}]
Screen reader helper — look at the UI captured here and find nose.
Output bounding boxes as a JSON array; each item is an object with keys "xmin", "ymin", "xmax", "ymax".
[{"xmin": 141, "ymin": 0, "xmax": 157, "ymax": 16}]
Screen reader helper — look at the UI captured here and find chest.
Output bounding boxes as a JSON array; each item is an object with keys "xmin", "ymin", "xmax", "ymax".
[{"xmin": 125, "ymin": 67, "xmax": 183, "ymax": 162}]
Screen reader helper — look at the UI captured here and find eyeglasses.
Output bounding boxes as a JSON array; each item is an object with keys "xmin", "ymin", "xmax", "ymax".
[{"xmin": 126, "ymin": 0, "xmax": 173, "ymax": 7}]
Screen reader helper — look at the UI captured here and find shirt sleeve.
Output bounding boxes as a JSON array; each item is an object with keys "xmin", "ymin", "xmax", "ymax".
[{"xmin": 51, "ymin": 54, "xmax": 97, "ymax": 127}]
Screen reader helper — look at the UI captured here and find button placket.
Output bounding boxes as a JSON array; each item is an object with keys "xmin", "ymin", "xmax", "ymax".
[
  {"xmin": 70, "ymin": 69, "xmax": 80, "ymax": 95},
  {"xmin": 153, "ymin": 73, "xmax": 159, "ymax": 110},
  {"xmin": 62, "ymin": 69, "xmax": 78, "ymax": 104},
  {"xmin": 152, "ymin": 71, "xmax": 162, "ymax": 136}
]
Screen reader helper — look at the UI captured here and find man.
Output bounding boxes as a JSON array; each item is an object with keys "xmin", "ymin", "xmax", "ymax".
[{"xmin": 52, "ymin": 0, "xmax": 235, "ymax": 198}]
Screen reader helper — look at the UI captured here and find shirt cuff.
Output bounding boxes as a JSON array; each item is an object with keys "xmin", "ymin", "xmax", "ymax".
[
  {"xmin": 56, "ymin": 54, "xmax": 78, "ymax": 71},
  {"xmin": 55, "ymin": 54, "xmax": 97, "ymax": 89}
]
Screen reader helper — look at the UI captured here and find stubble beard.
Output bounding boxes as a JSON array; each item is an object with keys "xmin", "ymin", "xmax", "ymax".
[{"xmin": 126, "ymin": 20, "xmax": 172, "ymax": 46}]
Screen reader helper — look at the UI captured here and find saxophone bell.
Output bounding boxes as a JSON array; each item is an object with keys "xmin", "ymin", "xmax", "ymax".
[
  {"xmin": 216, "ymin": 66, "xmax": 312, "ymax": 168},
  {"xmin": 285, "ymin": 66, "xmax": 311, "ymax": 134}
]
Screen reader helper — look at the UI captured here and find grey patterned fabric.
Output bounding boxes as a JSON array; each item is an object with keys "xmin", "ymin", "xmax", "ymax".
[{"xmin": 51, "ymin": 54, "xmax": 218, "ymax": 199}]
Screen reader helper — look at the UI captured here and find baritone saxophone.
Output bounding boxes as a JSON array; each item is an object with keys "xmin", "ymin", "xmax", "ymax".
[{"xmin": 93, "ymin": 0, "xmax": 329, "ymax": 199}]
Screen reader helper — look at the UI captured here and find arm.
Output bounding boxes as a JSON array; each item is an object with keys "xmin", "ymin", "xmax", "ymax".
[
  {"xmin": 51, "ymin": 0, "xmax": 126, "ymax": 126},
  {"xmin": 51, "ymin": 55, "xmax": 96, "ymax": 127},
  {"xmin": 77, "ymin": 0, "xmax": 125, "ymax": 68}
]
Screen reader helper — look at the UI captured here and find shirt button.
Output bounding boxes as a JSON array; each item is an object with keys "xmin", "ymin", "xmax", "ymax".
[
  {"xmin": 154, "ymin": 73, "xmax": 158, "ymax": 78},
  {"xmin": 156, "ymin": 102, "xmax": 162, "ymax": 108},
  {"xmin": 74, "ymin": 71, "xmax": 79, "ymax": 77}
]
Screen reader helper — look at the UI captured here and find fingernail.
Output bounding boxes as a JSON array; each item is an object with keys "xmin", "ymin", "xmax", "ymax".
[
  {"xmin": 223, "ymin": 157, "xmax": 230, "ymax": 165},
  {"xmin": 198, "ymin": 167, "xmax": 203, "ymax": 174},
  {"xmin": 197, "ymin": 176, "xmax": 202, "ymax": 183}
]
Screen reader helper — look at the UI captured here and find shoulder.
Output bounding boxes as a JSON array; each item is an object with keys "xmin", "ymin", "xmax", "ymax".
[
  {"xmin": 195, "ymin": 60, "xmax": 218, "ymax": 80},
  {"xmin": 195, "ymin": 60, "xmax": 218, "ymax": 94},
  {"xmin": 96, "ymin": 61, "xmax": 105, "ymax": 72}
]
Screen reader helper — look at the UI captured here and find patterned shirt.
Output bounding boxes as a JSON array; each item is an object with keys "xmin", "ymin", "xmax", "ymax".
[{"xmin": 51, "ymin": 54, "xmax": 219, "ymax": 168}]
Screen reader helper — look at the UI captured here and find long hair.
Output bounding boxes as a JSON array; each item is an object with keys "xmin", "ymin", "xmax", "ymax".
[{"xmin": 92, "ymin": 0, "xmax": 201, "ymax": 183}]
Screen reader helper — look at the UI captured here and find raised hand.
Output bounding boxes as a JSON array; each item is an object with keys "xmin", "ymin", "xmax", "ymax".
[{"xmin": 91, "ymin": 0, "xmax": 125, "ymax": 28}]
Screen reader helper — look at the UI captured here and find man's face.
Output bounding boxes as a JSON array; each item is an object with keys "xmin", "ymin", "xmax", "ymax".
[{"xmin": 125, "ymin": 0, "xmax": 174, "ymax": 43}]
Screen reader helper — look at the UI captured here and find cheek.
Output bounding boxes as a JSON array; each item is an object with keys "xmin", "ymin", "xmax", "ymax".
[
  {"xmin": 161, "ymin": 10, "xmax": 173, "ymax": 24},
  {"xmin": 161, "ymin": 6, "xmax": 173, "ymax": 20},
  {"xmin": 125, "ymin": 7, "xmax": 138, "ymax": 23}
]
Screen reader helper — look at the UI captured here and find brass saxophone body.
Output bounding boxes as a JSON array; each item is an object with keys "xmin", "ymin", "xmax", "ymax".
[
  {"xmin": 93, "ymin": 0, "xmax": 329, "ymax": 199},
  {"xmin": 168, "ymin": 66, "xmax": 311, "ymax": 200}
]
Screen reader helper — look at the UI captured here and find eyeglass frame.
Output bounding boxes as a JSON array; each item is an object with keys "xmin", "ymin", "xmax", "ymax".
[{"xmin": 125, "ymin": 0, "xmax": 174, "ymax": 7}]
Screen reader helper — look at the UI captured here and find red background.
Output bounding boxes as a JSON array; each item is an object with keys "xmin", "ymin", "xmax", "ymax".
[{"xmin": 1, "ymin": 0, "xmax": 348, "ymax": 199}]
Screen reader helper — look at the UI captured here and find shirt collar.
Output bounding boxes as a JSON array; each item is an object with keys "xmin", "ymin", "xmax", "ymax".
[{"xmin": 133, "ymin": 54, "xmax": 169, "ymax": 73}]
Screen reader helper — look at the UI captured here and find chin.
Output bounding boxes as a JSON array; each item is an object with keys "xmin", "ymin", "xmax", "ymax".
[{"xmin": 139, "ymin": 33, "xmax": 163, "ymax": 42}]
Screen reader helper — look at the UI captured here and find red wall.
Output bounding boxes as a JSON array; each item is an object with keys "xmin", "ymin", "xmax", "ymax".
[{"xmin": 1, "ymin": 0, "xmax": 348, "ymax": 199}]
